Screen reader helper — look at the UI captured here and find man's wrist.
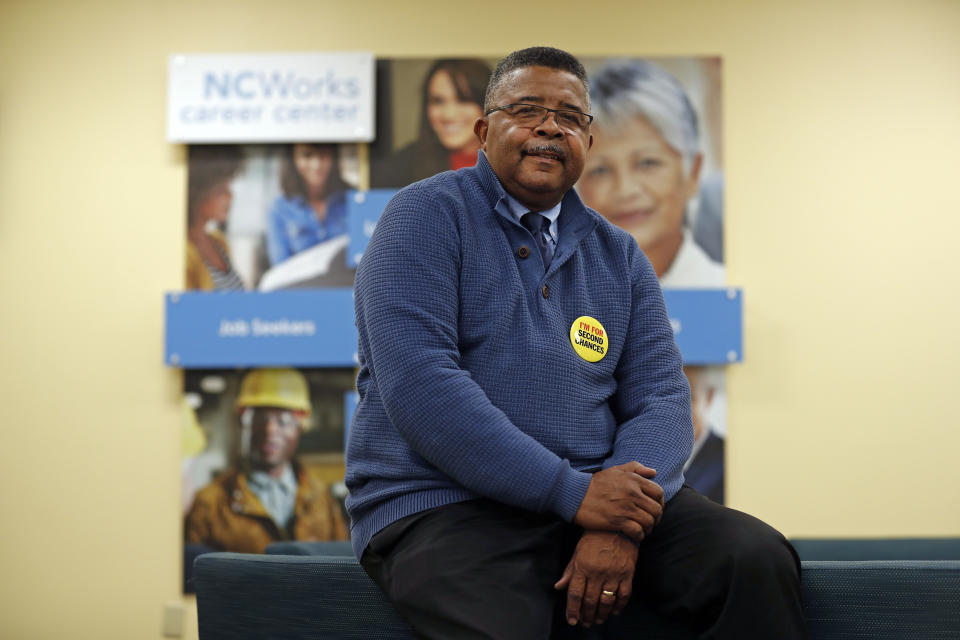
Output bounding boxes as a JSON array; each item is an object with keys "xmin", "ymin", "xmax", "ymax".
[
  {"xmin": 582, "ymin": 529, "xmax": 642, "ymax": 548},
  {"xmin": 550, "ymin": 466, "xmax": 593, "ymax": 521},
  {"xmin": 615, "ymin": 531, "xmax": 642, "ymax": 547}
]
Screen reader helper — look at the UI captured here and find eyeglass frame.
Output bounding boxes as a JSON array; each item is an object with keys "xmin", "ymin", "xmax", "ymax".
[{"xmin": 484, "ymin": 103, "xmax": 594, "ymax": 132}]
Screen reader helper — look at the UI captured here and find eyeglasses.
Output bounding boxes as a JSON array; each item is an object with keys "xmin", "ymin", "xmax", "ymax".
[{"xmin": 485, "ymin": 103, "xmax": 593, "ymax": 133}]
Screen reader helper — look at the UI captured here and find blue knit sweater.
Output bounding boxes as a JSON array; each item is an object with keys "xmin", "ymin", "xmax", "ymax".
[{"xmin": 345, "ymin": 153, "xmax": 693, "ymax": 558}]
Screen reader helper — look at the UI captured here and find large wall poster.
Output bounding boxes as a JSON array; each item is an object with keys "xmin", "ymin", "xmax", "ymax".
[
  {"xmin": 182, "ymin": 367, "xmax": 353, "ymax": 590},
  {"xmin": 177, "ymin": 54, "xmax": 732, "ymax": 593},
  {"xmin": 369, "ymin": 58, "xmax": 498, "ymax": 188},
  {"xmin": 181, "ymin": 141, "xmax": 363, "ymax": 591},
  {"xmin": 185, "ymin": 142, "xmax": 362, "ymax": 293},
  {"xmin": 578, "ymin": 57, "xmax": 726, "ymax": 504}
]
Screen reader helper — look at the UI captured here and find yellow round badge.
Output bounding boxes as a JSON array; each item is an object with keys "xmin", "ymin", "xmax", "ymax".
[{"xmin": 570, "ymin": 316, "xmax": 607, "ymax": 362}]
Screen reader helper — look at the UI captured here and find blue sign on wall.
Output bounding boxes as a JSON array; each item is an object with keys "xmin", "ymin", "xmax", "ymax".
[
  {"xmin": 165, "ymin": 289, "xmax": 357, "ymax": 368},
  {"xmin": 165, "ymin": 287, "xmax": 741, "ymax": 368},
  {"xmin": 662, "ymin": 288, "xmax": 743, "ymax": 365},
  {"xmin": 346, "ymin": 188, "xmax": 397, "ymax": 267}
]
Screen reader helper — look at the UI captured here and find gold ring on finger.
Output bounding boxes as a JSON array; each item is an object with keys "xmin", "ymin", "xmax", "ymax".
[{"xmin": 601, "ymin": 590, "xmax": 616, "ymax": 598}]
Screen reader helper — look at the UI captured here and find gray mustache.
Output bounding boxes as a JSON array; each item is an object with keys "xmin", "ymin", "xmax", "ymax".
[{"xmin": 523, "ymin": 145, "xmax": 565, "ymax": 160}]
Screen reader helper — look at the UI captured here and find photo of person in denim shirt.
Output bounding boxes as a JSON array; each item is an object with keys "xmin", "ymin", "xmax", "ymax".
[{"xmin": 266, "ymin": 143, "xmax": 355, "ymax": 266}]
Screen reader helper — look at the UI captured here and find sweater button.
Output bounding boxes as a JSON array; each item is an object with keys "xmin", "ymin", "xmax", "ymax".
[
  {"xmin": 517, "ymin": 246, "xmax": 530, "ymax": 259},
  {"xmin": 541, "ymin": 284, "xmax": 550, "ymax": 299}
]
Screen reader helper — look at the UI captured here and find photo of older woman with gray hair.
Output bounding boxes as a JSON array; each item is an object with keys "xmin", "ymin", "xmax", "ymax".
[
  {"xmin": 578, "ymin": 58, "xmax": 723, "ymax": 287},
  {"xmin": 579, "ymin": 58, "xmax": 728, "ymax": 503}
]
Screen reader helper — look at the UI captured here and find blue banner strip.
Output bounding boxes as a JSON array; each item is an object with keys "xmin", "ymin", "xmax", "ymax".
[
  {"xmin": 663, "ymin": 288, "xmax": 743, "ymax": 365},
  {"xmin": 346, "ymin": 188, "xmax": 398, "ymax": 268},
  {"xmin": 165, "ymin": 287, "xmax": 741, "ymax": 368},
  {"xmin": 165, "ymin": 289, "xmax": 357, "ymax": 368}
]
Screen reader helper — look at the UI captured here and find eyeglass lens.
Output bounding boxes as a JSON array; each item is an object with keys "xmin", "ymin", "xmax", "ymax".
[{"xmin": 505, "ymin": 104, "xmax": 591, "ymax": 130}]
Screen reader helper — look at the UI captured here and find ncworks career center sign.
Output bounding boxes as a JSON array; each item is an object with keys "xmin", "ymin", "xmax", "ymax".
[{"xmin": 167, "ymin": 52, "xmax": 375, "ymax": 143}]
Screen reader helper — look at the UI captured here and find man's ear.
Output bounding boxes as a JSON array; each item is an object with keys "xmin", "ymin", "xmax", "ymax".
[{"xmin": 474, "ymin": 117, "xmax": 488, "ymax": 150}]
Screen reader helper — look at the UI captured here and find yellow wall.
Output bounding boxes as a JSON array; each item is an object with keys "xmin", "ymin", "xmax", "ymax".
[{"xmin": 2, "ymin": 0, "xmax": 958, "ymax": 637}]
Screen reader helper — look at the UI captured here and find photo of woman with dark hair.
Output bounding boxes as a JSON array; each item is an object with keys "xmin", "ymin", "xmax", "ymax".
[
  {"xmin": 266, "ymin": 143, "xmax": 353, "ymax": 266},
  {"xmin": 185, "ymin": 145, "xmax": 246, "ymax": 291},
  {"xmin": 371, "ymin": 59, "xmax": 492, "ymax": 188}
]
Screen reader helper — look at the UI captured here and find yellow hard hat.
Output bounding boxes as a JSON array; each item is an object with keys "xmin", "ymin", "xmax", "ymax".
[{"xmin": 237, "ymin": 368, "xmax": 312, "ymax": 414}]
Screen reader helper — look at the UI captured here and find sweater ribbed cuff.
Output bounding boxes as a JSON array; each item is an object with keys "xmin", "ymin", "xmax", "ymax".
[{"xmin": 548, "ymin": 465, "xmax": 593, "ymax": 522}]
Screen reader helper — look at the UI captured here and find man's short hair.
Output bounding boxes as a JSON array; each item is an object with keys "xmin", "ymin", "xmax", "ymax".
[{"xmin": 484, "ymin": 46, "xmax": 589, "ymax": 112}]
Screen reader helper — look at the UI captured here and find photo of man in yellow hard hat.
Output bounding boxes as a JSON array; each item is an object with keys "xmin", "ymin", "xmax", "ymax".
[{"xmin": 184, "ymin": 368, "xmax": 348, "ymax": 554}]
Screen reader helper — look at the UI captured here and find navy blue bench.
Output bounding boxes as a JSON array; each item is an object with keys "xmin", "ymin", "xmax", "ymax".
[{"xmin": 194, "ymin": 539, "xmax": 960, "ymax": 639}]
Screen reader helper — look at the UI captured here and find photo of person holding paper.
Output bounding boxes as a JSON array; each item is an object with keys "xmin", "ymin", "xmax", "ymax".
[{"xmin": 266, "ymin": 143, "xmax": 353, "ymax": 266}]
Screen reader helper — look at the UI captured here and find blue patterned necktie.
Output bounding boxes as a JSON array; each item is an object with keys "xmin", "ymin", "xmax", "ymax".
[{"xmin": 521, "ymin": 212, "xmax": 553, "ymax": 269}]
